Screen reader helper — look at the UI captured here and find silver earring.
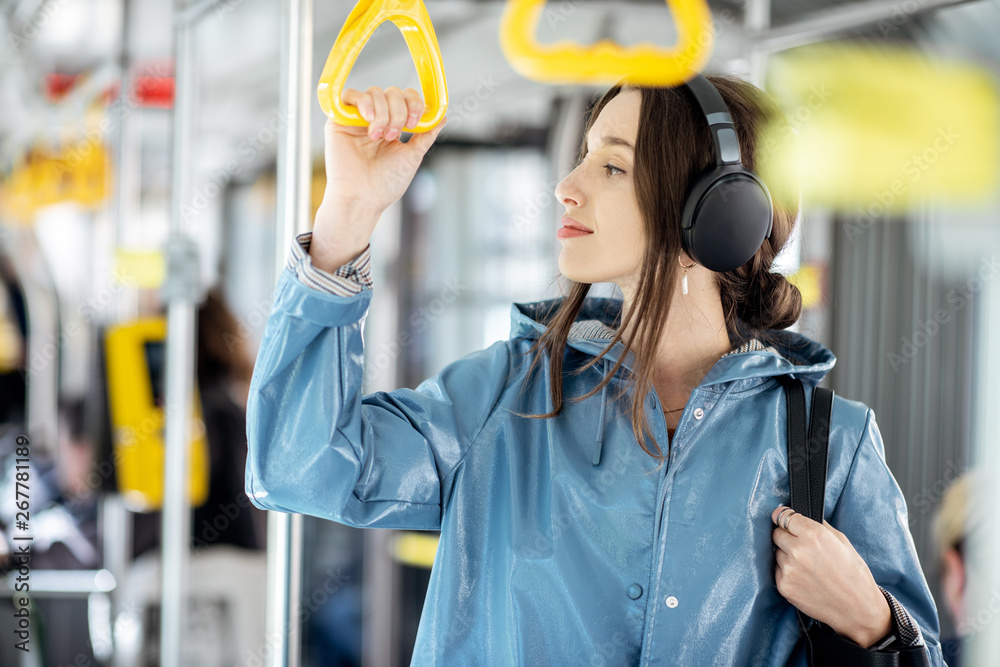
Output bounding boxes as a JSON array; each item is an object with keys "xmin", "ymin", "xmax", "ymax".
[{"xmin": 679, "ymin": 255, "xmax": 696, "ymax": 295}]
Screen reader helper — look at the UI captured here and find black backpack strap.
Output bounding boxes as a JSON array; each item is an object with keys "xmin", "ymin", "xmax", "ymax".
[
  {"xmin": 779, "ymin": 377, "xmax": 810, "ymax": 517},
  {"xmin": 778, "ymin": 375, "xmax": 833, "ymax": 523},
  {"xmin": 806, "ymin": 385, "xmax": 833, "ymax": 523},
  {"xmin": 779, "ymin": 376, "xmax": 836, "ymax": 665}
]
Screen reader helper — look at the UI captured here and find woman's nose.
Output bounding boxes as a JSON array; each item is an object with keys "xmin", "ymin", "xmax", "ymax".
[{"xmin": 554, "ymin": 169, "xmax": 583, "ymax": 208}]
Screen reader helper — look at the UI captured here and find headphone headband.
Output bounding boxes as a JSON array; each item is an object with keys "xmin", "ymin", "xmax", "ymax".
[{"xmin": 683, "ymin": 74, "xmax": 742, "ymax": 166}]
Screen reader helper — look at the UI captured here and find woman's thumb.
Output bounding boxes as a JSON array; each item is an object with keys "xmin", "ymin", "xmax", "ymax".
[{"xmin": 405, "ymin": 117, "xmax": 447, "ymax": 156}]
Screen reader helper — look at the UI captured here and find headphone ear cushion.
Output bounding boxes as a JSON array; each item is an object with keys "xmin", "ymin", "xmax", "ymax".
[{"xmin": 681, "ymin": 170, "xmax": 773, "ymax": 273}]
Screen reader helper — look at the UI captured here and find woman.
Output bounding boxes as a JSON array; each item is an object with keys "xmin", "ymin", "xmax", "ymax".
[{"xmin": 245, "ymin": 75, "xmax": 944, "ymax": 665}]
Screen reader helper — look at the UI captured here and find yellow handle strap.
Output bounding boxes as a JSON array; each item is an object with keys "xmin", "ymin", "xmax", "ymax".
[
  {"xmin": 317, "ymin": 0, "xmax": 448, "ymax": 133},
  {"xmin": 499, "ymin": 0, "xmax": 714, "ymax": 86}
]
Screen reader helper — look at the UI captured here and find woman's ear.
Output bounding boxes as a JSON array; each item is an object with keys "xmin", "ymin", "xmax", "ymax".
[{"xmin": 940, "ymin": 546, "xmax": 966, "ymax": 631}]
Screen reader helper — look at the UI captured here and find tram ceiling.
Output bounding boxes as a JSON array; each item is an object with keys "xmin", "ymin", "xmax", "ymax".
[{"xmin": 0, "ymin": 0, "xmax": 988, "ymax": 173}]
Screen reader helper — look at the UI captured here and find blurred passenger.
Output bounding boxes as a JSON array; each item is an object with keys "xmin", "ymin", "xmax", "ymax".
[
  {"xmin": 0, "ymin": 254, "xmax": 26, "ymax": 567},
  {"xmin": 133, "ymin": 288, "xmax": 265, "ymax": 555},
  {"xmin": 193, "ymin": 288, "xmax": 265, "ymax": 550},
  {"xmin": 1, "ymin": 247, "xmax": 102, "ymax": 573},
  {"xmin": 934, "ymin": 472, "xmax": 987, "ymax": 667},
  {"xmin": 0, "ymin": 252, "xmax": 26, "ymax": 426},
  {"xmin": 0, "ymin": 399, "xmax": 102, "ymax": 667}
]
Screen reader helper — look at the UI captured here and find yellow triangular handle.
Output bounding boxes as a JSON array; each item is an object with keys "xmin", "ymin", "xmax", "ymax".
[
  {"xmin": 317, "ymin": 0, "xmax": 448, "ymax": 133},
  {"xmin": 500, "ymin": 0, "xmax": 714, "ymax": 86}
]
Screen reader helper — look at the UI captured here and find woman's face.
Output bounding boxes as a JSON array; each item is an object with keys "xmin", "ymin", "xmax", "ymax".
[{"xmin": 554, "ymin": 89, "xmax": 645, "ymax": 289}]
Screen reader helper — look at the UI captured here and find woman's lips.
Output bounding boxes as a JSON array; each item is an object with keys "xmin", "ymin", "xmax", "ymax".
[
  {"xmin": 557, "ymin": 227, "xmax": 593, "ymax": 239},
  {"xmin": 558, "ymin": 216, "xmax": 593, "ymax": 239}
]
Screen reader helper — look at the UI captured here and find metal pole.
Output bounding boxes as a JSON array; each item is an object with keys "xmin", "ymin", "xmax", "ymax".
[
  {"xmin": 160, "ymin": 1, "xmax": 200, "ymax": 664},
  {"xmin": 744, "ymin": 0, "xmax": 770, "ymax": 86},
  {"xmin": 266, "ymin": 0, "xmax": 312, "ymax": 665},
  {"xmin": 107, "ymin": 2, "xmax": 135, "ymax": 658},
  {"xmin": 112, "ymin": 0, "xmax": 135, "ymax": 266},
  {"xmin": 159, "ymin": 286, "xmax": 196, "ymax": 667}
]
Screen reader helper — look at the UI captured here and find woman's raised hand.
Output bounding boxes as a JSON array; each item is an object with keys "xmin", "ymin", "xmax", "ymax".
[
  {"xmin": 311, "ymin": 86, "xmax": 447, "ymax": 273},
  {"xmin": 770, "ymin": 506, "xmax": 894, "ymax": 648}
]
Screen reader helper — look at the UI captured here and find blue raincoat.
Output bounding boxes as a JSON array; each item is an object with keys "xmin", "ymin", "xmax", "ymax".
[{"xmin": 246, "ymin": 268, "xmax": 944, "ymax": 665}]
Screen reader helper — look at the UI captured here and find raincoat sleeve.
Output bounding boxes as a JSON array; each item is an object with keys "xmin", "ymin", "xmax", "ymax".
[
  {"xmin": 830, "ymin": 408, "xmax": 945, "ymax": 665},
  {"xmin": 244, "ymin": 247, "xmax": 509, "ymax": 531}
]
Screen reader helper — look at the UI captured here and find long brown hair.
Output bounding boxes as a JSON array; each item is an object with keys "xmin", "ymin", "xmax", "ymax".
[
  {"xmin": 527, "ymin": 74, "xmax": 802, "ymax": 461},
  {"xmin": 197, "ymin": 288, "xmax": 254, "ymax": 395}
]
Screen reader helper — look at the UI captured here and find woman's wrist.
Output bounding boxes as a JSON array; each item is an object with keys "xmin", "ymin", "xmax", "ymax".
[
  {"xmin": 842, "ymin": 590, "xmax": 894, "ymax": 648},
  {"xmin": 311, "ymin": 202, "xmax": 380, "ymax": 273},
  {"xmin": 309, "ymin": 233, "xmax": 369, "ymax": 274}
]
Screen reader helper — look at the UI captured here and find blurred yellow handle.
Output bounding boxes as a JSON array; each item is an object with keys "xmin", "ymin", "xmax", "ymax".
[
  {"xmin": 317, "ymin": 0, "xmax": 448, "ymax": 133},
  {"xmin": 0, "ymin": 142, "xmax": 110, "ymax": 221},
  {"xmin": 500, "ymin": 0, "xmax": 714, "ymax": 85}
]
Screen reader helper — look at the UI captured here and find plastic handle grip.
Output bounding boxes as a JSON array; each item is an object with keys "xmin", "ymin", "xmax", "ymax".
[
  {"xmin": 317, "ymin": 0, "xmax": 448, "ymax": 133},
  {"xmin": 499, "ymin": 0, "xmax": 714, "ymax": 86}
]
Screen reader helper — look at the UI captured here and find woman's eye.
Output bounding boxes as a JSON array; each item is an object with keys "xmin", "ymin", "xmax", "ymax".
[{"xmin": 603, "ymin": 164, "xmax": 625, "ymax": 176}]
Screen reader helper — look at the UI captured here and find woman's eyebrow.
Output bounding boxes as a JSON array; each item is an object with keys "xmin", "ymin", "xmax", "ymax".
[{"xmin": 586, "ymin": 134, "xmax": 635, "ymax": 152}]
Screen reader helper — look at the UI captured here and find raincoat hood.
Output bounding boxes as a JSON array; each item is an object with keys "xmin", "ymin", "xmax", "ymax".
[{"xmin": 509, "ymin": 296, "xmax": 837, "ymax": 390}]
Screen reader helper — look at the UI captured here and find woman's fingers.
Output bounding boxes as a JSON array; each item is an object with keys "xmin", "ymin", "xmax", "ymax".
[
  {"xmin": 405, "ymin": 117, "xmax": 447, "ymax": 156},
  {"xmin": 383, "ymin": 86, "xmax": 409, "ymax": 140},
  {"xmin": 339, "ymin": 86, "xmax": 432, "ymax": 141},
  {"xmin": 338, "ymin": 87, "xmax": 383, "ymax": 139},
  {"xmin": 341, "ymin": 88, "xmax": 370, "ymax": 121},
  {"xmin": 402, "ymin": 87, "xmax": 424, "ymax": 128},
  {"xmin": 365, "ymin": 86, "xmax": 389, "ymax": 140},
  {"xmin": 771, "ymin": 526, "xmax": 791, "ymax": 554},
  {"xmin": 771, "ymin": 505, "xmax": 790, "ymax": 527},
  {"xmin": 823, "ymin": 520, "xmax": 852, "ymax": 546},
  {"xmin": 774, "ymin": 545, "xmax": 789, "ymax": 569},
  {"xmin": 771, "ymin": 505, "xmax": 807, "ymax": 536}
]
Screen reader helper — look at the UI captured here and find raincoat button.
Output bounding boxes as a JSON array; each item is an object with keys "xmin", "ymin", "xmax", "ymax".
[
  {"xmin": 693, "ymin": 408, "xmax": 705, "ymax": 420},
  {"xmin": 665, "ymin": 595, "xmax": 679, "ymax": 608},
  {"xmin": 626, "ymin": 584, "xmax": 643, "ymax": 600}
]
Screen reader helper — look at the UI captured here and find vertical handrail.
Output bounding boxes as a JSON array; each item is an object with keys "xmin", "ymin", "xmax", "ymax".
[
  {"xmin": 266, "ymin": 0, "xmax": 313, "ymax": 665},
  {"xmin": 160, "ymin": 2, "xmax": 199, "ymax": 664},
  {"xmin": 744, "ymin": 0, "xmax": 770, "ymax": 86},
  {"xmin": 107, "ymin": 1, "xmax": 134, "ymax": 660}
]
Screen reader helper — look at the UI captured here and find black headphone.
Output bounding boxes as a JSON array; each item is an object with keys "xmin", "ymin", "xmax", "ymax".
[{"xmin": 679, "ymin": 74, "xmax": 773, "ymax": 273}]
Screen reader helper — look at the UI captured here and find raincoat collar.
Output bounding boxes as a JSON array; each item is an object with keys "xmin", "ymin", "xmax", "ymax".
[{"xmin": 510, "ymin": 297, "xmax": 836, "ymax": 390}]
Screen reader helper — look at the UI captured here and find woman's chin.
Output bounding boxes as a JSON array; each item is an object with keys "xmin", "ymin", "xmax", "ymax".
[
  {"xmin": 557, "ymin": 254, "xmax": 590, "ymax": 284},
  {"xmin": 560, "ymin": 268, "xmax": 606, "ymax": 285},
  {"xmin": 558, "ymin": 252, "xmax": 615, "ymax": 285}
]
